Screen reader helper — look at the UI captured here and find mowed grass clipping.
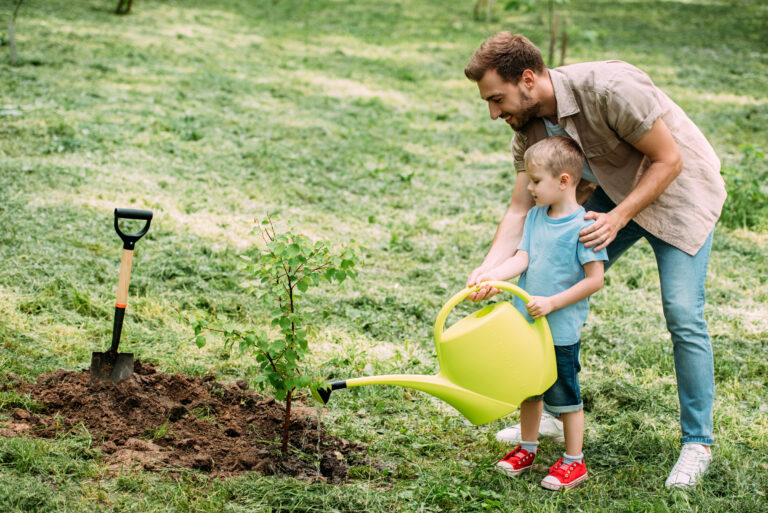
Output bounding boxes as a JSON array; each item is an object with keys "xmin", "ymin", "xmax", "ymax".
[{"xmin": 1, "ymin": 0, "xmax": 767, "ymax": 511}]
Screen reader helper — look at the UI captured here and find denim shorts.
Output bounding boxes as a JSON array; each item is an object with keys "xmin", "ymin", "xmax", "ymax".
[{"xmin": 526, "ymin": 341, "xmax": 582, "ymax": 413}]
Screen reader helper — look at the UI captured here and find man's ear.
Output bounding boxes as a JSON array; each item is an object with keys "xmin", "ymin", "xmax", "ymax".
[{"xmin": 521, "ymin": 69, "xmax": 536, "ymax": 89}]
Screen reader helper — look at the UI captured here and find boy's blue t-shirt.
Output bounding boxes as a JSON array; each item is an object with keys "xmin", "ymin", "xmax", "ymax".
[{"xmin": 515, "ymin": 205, "xmax": 608, "ymax": 345}]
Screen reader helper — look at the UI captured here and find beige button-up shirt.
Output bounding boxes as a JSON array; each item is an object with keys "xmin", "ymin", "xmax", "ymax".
[{"xmin": 512, "ymin": 61, "xmax": 725, "ymax": 255}]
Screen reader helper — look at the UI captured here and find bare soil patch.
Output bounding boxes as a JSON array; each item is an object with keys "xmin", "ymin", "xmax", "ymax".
[{"xmin": 1, "ymin": 361, "xmax": 364, "ymax": 481}]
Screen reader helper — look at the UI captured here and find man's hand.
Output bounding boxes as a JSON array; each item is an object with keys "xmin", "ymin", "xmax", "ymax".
[
  {"xmin": 580, "ymin": 210, "xmax": 626, "ymax": 252},
  {"xmin": 466, "ymin": 267, "xmax": 501, "ymax": 302},
  {"xmin": 526, "ymin": 296, "xmax": 554, "ymax": 319}
]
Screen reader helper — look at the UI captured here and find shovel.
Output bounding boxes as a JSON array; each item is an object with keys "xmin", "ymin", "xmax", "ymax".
[{"xmin": 90, "ymin": 208, "xmax": 153, "ymax": 384}]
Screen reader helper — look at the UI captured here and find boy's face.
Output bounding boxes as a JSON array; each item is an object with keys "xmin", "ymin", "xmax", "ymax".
[{"xmin": 526, "ymin": 164, "xmax": 566, "ymax": 206}]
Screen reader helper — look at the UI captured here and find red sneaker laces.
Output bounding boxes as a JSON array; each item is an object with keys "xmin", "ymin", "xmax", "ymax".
[
  {"xmin": 504, "ymin": 448, "xmax": 531, "ymax": 463},
  {"xmin": 551, "ymin": 460, "xmax": 579, "ymax": 478}
]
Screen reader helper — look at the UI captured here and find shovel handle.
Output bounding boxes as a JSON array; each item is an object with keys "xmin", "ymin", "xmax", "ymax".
[
  {"xmin": 433, "ymin": 281, "xmax": 551, "ymax": 347},
  {"xmin": 115, "ymin": 208, "xmax": 153, "ymax": 250}
]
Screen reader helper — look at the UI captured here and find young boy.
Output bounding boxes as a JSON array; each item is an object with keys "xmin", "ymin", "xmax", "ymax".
[{"xmin": 470, "ymin": 136, "xmax": 607, "ymax": 490}]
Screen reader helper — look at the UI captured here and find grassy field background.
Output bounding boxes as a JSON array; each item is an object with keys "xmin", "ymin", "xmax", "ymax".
[{"xmin": 1, "ymin": 0, "xmax": 767, "ymax": 511}]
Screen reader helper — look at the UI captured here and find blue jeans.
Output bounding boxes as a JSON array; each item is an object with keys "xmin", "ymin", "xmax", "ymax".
[
  {"xmin": 582, "ymin": 187, "xmax": 715, "ymax": 445},
  {"xmin": 528, "ymin": 341, "xmax": 583, "ymax": 414}
]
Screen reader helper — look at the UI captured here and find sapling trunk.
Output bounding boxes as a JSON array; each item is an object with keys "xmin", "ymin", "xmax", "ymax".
[
  {"xmin": 281, "ymin": 388, "xmax": 293, "ymax": 455},
  {"xmin": 279, "ymin": 277, "xmax": 297, "ymax": 455}
]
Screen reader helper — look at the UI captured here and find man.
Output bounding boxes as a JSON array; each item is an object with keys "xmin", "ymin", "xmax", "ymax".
[{"xmin": 463, "ymin": 32, "xmax": 725, "ymax": 488}]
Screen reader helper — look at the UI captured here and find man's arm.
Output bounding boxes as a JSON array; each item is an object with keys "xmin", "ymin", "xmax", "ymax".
[
  {"xmin": 579, "ymin": 117, "xmax": 682, "ymax": 251},
  {"xmin": 467, "ymin": 170, "xmax": 535, "ymax": 301}
]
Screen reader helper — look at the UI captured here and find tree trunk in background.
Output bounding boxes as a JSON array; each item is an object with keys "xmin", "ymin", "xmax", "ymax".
[
  {"xmin": 8, "ymin": 21, "xmax": 16, "ymax": 66},
  {"xmin": 560, "ymin": 24, "xmax": 569, "ymax": 67},
  {"xmin": 9, "ymin": 0, "xmax": 24, "ymax": 66},
  {"xmin": 116, "ymin": 0, "xmax": 134, "ymax": 15},
  {"xmin": 549, "ymin": 10, "xmax": 560, "ymax": 68}
]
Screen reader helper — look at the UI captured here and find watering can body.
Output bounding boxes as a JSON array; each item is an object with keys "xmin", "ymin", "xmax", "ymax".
[{"xmin": 316, "ymin": 281, "xmax": 557, "ymax": 425}]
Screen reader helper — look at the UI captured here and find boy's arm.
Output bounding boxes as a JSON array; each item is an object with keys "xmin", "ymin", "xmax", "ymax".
[
  {"xmin": 467, "ymin": 171, "xmax": 535, "ymax": 301},
  {"xmin": 526, "ymin": 260, "xmax": 605, "ymax": 319},
  {"xmin": 468, "ymin": 251, "xmax": 529, "ymax": 289}
]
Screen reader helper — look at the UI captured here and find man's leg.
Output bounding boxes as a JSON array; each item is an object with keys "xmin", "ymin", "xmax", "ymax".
[
  {"xmin": 648, "ymin": 231, "xmax": 715, "ymax": 445},
  {"xmin": 648, "ymin": 231, "xmax": 715, "ymax": 487}
]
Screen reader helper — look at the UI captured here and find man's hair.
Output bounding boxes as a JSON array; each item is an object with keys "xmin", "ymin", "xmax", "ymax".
[
  {"xmin": 524, "ymin": 136, "xmax": 584, "ymax": 181},
  {"xmin": 464, "ymin": 32, "xmax": 546, "ymax": 84}
]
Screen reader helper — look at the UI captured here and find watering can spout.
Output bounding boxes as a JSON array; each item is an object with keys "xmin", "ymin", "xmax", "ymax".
[{"xmin": 314, "ymin": 374, "xmax": 520, "ymax": 425}]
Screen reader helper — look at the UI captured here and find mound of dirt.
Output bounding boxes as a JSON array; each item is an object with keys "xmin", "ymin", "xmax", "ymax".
[{"xmin": 1, "ymin": 361, "xmax": 364, "ymax": 481}]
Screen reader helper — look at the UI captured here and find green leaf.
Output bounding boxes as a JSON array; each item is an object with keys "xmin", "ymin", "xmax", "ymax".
[
  {"xmin": 195, "ymin": 336, "xmax": 206, "ymax": 348},
  {"xmin": 296, "ymin": 278, "xmax": 309, "ymax": 293}
]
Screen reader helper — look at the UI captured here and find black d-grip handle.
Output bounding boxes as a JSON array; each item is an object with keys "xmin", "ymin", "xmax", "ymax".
[{"xmin": 114, "ymin": 208, "xmax": 153, "ymax": 249}]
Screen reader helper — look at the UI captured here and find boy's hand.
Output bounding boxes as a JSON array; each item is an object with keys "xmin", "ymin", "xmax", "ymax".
[
  {"xmin": 466, "ymin": 270, "xmax": 501, "ymax": 302},
  {"xmin": 526, "ymin": 296, "xmax": 554, "ymax": 319}
]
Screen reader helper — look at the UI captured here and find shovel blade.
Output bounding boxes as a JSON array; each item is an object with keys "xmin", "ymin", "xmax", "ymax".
[{"xmin": 90, "ymin": 352, "xmax": 134, "ymax": 383}]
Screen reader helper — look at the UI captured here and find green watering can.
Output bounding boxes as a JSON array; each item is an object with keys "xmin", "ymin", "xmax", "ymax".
[{"xmin": 314, "ymin": 281, "xmax": 557, "ymax": 425}]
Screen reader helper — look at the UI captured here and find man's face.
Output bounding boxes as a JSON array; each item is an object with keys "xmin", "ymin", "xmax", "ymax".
[{"xmin": 477, "ymin": 69, "xmax": 539, "ymax": 131}]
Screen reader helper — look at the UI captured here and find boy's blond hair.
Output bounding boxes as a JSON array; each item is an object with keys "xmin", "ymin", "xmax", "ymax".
[{"xmin": 524, "ymin": 136, "xmax": 584, "ymax": 182}]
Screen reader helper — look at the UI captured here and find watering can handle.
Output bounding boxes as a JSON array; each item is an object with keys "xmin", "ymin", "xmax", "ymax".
[{"xmin": 433, "ymin": 281, "xmax": 551, "ymax": 348}]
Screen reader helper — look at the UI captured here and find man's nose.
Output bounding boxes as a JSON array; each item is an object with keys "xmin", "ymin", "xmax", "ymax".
[{"xmin": 488, "ymin": 103, "xmax": 501, "ymax": 120}]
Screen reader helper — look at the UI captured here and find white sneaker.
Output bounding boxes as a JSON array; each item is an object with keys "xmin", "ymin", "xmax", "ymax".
[
  {"xmin": 665, "ymin": 444, "xmax": 712, "ymax": 488},
  {"xmin": 496, "ymin": 411, "xmax": 565, "ymax": 445}
]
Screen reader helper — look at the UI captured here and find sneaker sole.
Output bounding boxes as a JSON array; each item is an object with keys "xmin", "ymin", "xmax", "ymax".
[
  {"xmin": 540, "ymin": 473, "xmax": 588, "ymax": 490},
  {"xmin": 495, "ymin": 462, "xmax": 533, "ymax": 477}
]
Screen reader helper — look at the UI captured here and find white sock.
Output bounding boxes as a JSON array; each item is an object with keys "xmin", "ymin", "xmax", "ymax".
[{"xmin": 563, "ymin": 452, "xmax": 583, "ymax": 465}]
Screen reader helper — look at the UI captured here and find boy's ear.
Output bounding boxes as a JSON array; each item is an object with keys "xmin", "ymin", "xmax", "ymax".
[{"xmin": 559, "ymin": 172, "xmax": 571, "ymax": 189}]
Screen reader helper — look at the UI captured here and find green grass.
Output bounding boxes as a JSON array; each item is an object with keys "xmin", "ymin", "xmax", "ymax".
[{"xmin": 1, "ymin": 0, "xmax": 767, "ymax": 511}]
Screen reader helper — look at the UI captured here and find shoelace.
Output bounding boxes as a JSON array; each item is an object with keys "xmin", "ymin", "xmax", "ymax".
[
  {"xmin": 551, "ymin": 461, "xmax": 578, "ymax": 478},
  {"xmin": 504, "ymin": 449, "xmax": 532, "ymax": 464},
  {"xmin": 672, "ymin": 447, "xmax": 707, "ymax": 477}
]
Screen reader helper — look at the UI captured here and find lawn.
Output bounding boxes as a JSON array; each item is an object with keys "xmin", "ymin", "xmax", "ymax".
[{"xmin": 1, "ymin": 0, "xmax": 767, "ymax": 511}]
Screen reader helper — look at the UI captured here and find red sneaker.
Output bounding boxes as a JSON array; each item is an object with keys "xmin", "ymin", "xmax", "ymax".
[
  {"xmin": 496, "ymin": 445, "xmax": 536, "ymax": 476},
  {"xmin": 541, "ymin": 457, "xmax": 588, "ymax": 490}
]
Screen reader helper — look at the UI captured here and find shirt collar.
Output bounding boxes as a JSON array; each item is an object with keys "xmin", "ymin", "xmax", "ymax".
[{"xmin": 548, "ymin": 68, "xmax": 580, "ymax": 120}]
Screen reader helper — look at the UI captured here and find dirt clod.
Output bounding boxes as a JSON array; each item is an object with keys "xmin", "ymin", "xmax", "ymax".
[{"xmin": 4, "ymin": 361, "xmax": 365, "ymax": 480}]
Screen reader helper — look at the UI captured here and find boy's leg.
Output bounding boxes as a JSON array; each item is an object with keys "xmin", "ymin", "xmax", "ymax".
[
  {"xmin": 496, "ymin": 399, "xmax": 542, "ymax": 476},
  {"xmin": 540, "ymin": 342, "xmax": 588, "ymax": 490},
  {"xmin": 520, "ymin": 399, "xmax": 543, "ymax": 442},
  {"xmin": 647, "ymin": 231, "xmax": 715, "ymax": 487},
  {"xmin": 561, "ymin": 410, "xmax": 584, "ymax": 457}
]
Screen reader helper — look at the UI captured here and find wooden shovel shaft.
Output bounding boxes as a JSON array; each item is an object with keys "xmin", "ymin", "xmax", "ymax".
[
  {"xmin": 110, "ymin": 248, "xmax": 134, "ymax": 353},
  {"xmin": 115, "ymin": 249, "xmax": 134, "ymax": 308}
]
